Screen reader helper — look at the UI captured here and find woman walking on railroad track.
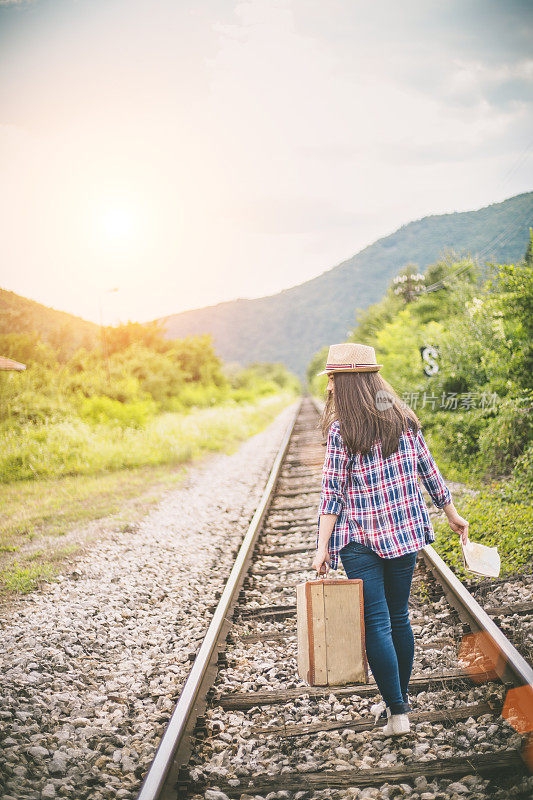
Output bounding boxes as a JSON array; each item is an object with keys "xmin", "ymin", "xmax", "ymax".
[{"xmin": 311, "ymin": 342, "xmax": 469, "ymax": 736}]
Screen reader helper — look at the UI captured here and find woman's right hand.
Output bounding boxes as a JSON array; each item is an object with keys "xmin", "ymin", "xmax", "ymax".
[
  {"xmin": 444, "ymin": 504, "xmax": 469, "ymax": 545},
  {"xmin": 312, "ymin": 546, "xmax": 330, "ymax": 576}
]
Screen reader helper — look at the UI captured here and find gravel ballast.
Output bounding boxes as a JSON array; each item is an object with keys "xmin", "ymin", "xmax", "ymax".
[{"xmin": 0, "ymin": 401, "xmax": 298, "ymax": 800}]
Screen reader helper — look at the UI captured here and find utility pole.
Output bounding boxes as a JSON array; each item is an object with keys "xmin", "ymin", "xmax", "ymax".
[{"xmin": 393, "ymin": 268, "xmax": 425, "ymax": 303}]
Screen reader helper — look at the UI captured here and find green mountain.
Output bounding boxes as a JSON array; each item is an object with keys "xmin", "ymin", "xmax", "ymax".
[
  {"xmin": 160, "ymin": 191, "xmax": 533, "ymax": 377},
  {"xmin": 0, "ymin": 289, "xmax": 98, "ymax": 357},
  {"xmin": 2, "ymin": 192, "xmax": 531, "ymax": 375}
]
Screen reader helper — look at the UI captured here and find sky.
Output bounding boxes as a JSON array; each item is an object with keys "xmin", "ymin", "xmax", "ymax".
[{"xmin": 1, "ymin": 0, "xmax": 532, "ymax": 325}]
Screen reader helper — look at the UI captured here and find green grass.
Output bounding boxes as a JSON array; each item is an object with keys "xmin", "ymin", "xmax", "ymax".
[
  {"xmin": 0, "ymin": 472, "xmax": 158, "ymax": 551},
  {"xmin": 433, "ymin": 481, "xmax": 533, "ymax": 579},
  {"xmin": 0, "ymin": 392, "xmax": 295, "ymax": 483},
  {"xmin": 0, "ymin": 464, "xmax": 190, "ymax": 598},
  {"xmin": 0, "ymin": 393, "xmax": 296, "ymax": 598},
  {"xmin": 1, "ymin": 561, "xmax": 57, "ymax": 594}
]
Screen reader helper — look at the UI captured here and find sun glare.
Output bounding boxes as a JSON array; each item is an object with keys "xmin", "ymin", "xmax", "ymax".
[{"xmin": 99, "ymin": 202, "xmax": 135, "ymax": 243}]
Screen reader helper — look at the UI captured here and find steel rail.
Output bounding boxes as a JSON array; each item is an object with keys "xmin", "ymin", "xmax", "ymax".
[
  {"xmin": 136, "ymin": 399, "xmax": 302, "ymax": 800},
  {"xmin": 421, "ymin": 544, "xmax": 533, "ymax": 689}
]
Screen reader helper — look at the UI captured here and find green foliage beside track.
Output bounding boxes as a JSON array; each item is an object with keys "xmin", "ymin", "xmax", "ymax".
[
  {"xmin": 433, "ymin": 484, "xmax": 533, "ymax": 579},
  {"xmin": 309, "ymin": 240, "xmax": 533, "ymax": 487},
  {"xmin": 0, "ymin": 323, "xmax": 300, "ymax": 483},
  {"xmin": 308, "ymin": 235, "xmax": 533, "ymax": 574}
]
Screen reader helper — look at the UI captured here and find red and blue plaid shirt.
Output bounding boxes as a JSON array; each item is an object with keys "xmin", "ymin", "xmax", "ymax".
[{"xmin": 317, "ymin": 421, "xmax": 451, "ymax": 570}]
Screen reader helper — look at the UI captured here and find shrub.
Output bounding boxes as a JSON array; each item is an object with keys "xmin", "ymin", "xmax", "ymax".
[
  {"xmin": 433, "ymin": 490, "xmax": 533, "ymax": 577},
  {"xmin": 172, "ymin": 382, "xmax": 228, "ymax": 410},
  {"xmin": 78, "ymin": 396, "xmax": 157, "ymax": 427},
  {"xmin": 420, "ymin": 407, "xmax": 492, "ymax": 465},
  {"xmin": 510, "ymin": 441, "xmax": 533, "ymax": 498},
  {"xmin": 477, "ymin": 393, "xmax": 533, "ymax": 476}
]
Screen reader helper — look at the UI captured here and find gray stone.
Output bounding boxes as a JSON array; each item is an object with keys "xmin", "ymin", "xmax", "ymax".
[
  {"xmin": 121, "ymin": 756, "xmax": 136, "ymax": 773},
  {"xmin": 204, "ymin": 791, "xmax": 231, "ymax": 800},
  {"xmin": 28, "ymin": 745, "xmax": 49, "ymax": 759},
  {"xmin": 41, "ymin": 786, "xmax": 56, "ymax": 799},
  {"xmin": 49, "ymin": 755, "xmax": 68, "ymax": 775},
  {"xmin": 461, "ymin": 775, "xmax": 482, "ymax": 787}
]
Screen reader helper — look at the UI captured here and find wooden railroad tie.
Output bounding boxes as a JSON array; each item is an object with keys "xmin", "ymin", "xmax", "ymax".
[
  {"xmin": 278, "ymin": 480, "xmax": 321, "ymax": 489},
  {"xmin": 235, "ymin": 630, "xmax": 456, "ymax": 649},
  {"xmin": 261, "ymin": 525, "xmax": 314, "ymax": 537},
  {"xmin": 252, "ymin": 700, "xmax": 498, "ymax": 737},
  {"xmin": 252, "ymin": 566, "xmax": 315, "ymax": 576},
  {"xmin": 483, "ymin": 600, "xmax": 533, "ymax": 617},
  {"xmin": 257, "ymin": 545, "xmax": 313, "ymax": 557},
  {"xmin": 250, "ymin": 567, "xmax": 436, "ymax": 581},
  {"xmin": 235, "ymin": 599, "xmax": 531, "ymax": 622},
  {"xmin": 217, "ymin": 670, "xmax": 502, "ymax": 709},
  {"xmin": 242, "ymin": 578, "xmax": 442, "ymax": 598},
  {"xmin": 280, "ymin": 470, "xmax": 321, "ymax": 479},
  {"xmin": 187, "ymin": 750, "xmax": 526, "ymax": 797},
  {"xmin": 275, "ymin": 489, "xmax": 322, "ymax": 498},
  {"xmin": 270, "ymin": 501, "xmax": 321, "ymax": 511},
  {"xmin": 235, "ymin": 603, "xmax": 454, "ymax": 626}
]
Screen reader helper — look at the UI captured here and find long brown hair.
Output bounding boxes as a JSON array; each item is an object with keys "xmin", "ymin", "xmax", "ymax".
[{"xmin": 320, "ymin": 371, "xmax": 420, "ymax": 459}]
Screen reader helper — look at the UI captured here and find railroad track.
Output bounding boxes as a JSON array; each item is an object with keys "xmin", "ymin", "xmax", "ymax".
[{"xmin": 137, "ymin": 398, "xmax": 533, "ymax": 800}]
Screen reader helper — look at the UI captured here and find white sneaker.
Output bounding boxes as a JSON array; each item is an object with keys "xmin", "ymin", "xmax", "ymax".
[
  {"xmin": 370, "ymin": 700, "xmax": 387, "ymax": 725},
  {"xmin": 381, "ymin": 707, "xmax": 411, "ymax": 736}
]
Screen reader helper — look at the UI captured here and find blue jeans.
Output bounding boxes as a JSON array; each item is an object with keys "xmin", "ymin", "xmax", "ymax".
[{"xmin": 339, "ymin": 540, "xmax": 418, "ymax": 714}]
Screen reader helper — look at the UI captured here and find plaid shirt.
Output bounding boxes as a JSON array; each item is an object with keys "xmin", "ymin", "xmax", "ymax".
[{"xmin": 317, "ymin": 421, "xmax": 451, "ymax": 570}]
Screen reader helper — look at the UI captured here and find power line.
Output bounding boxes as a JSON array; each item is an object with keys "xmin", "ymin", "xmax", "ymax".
[
  {"xmin": 420, "ymin": 139, "xmax": 533, "ymax": 294},
  {"xmin": 492, "ymin": 136, "xmax": 533, "ymax": 196},
  {"xmin": 422, "ymin": 211, "xmax": 531, "ymax": 294}
]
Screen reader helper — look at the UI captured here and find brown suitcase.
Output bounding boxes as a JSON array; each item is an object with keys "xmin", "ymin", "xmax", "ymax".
[{"xmin": 296, "ymin": 578, "xmax": 368, "ymax": 686}]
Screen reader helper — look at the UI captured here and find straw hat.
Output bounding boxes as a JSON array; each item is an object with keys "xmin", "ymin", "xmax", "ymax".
[
  {"xmin": 0, "ymin": 356, "xmax": 26, "ymax": 371},
  {"xmin": 316, "ymin": 343, "xmax": 382, "ymax": 376}
]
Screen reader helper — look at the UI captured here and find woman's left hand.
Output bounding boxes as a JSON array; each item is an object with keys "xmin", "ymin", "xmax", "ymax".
[{"xmin": 312, "ymin": 546, "xmax": 331, "ymax": 576}]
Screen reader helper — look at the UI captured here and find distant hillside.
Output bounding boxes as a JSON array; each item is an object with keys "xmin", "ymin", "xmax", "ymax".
[
  {"xmin": 160, "ymin": 191, "xmax": 533, "ymax": 378},
  {"xmin": 0, "ymin": 289, "xmax": 98, "ymax": 357}
]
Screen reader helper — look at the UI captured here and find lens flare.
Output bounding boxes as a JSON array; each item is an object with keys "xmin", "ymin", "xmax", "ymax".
[{"xmin": 99, "ymin": 203, "xmax": 135, "ymax": 243}]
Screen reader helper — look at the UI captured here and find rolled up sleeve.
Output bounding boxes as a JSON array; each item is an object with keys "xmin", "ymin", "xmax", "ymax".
[
  {"xmin": 416, "ymin": 429, "xmax": 452, "ymax": 509},
  {"xmin": 318, "ymin": 423, "xmax": 349, "ymax": 516}
]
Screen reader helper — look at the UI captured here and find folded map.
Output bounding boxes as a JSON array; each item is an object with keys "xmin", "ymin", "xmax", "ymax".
[{"xmin": 460, "ymin": 537, "xmax": 501, "ymax": 578}]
